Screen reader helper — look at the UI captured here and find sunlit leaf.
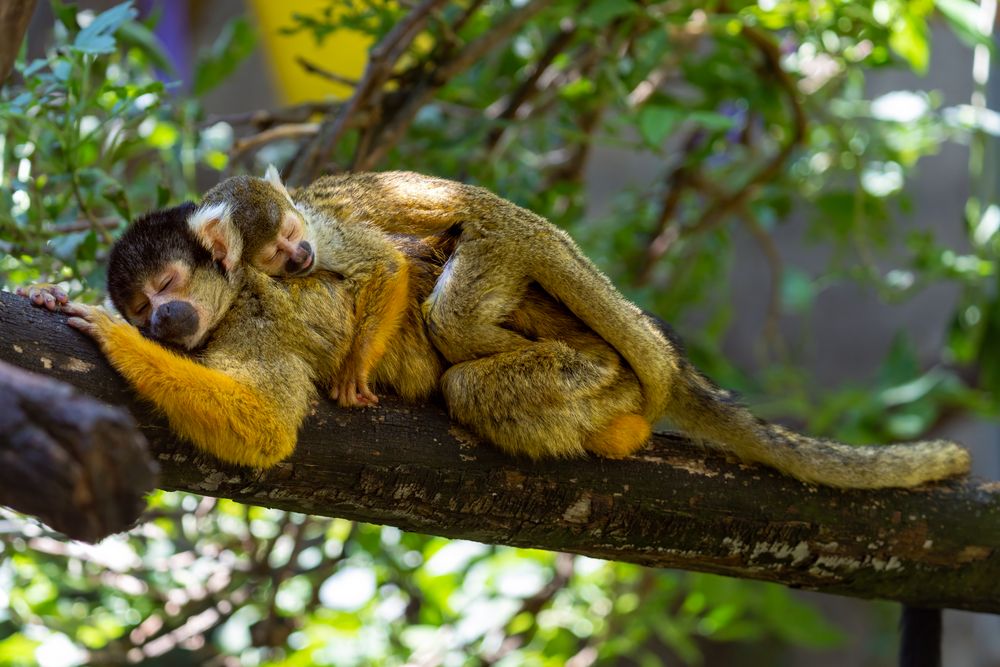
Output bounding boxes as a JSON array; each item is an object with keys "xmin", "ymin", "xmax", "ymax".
[
  {"xmin": 73, "ymin": 1, "xmax": 137, "ymax": 55},
  {"xmin": 193, "ymin": 17, "xmax": 257, "ymax": 96}
]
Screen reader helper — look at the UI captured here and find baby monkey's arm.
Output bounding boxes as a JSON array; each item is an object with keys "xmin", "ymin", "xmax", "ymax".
[{"xmin": 310, "ymin": 215, "xmax": 412, "ymax": 408}]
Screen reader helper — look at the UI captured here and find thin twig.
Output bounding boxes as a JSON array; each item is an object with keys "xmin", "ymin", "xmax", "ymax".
[
  {"xmin": 635, "ymin": 131, "xmax": 703, "ymax": 285},
  {"xmin": 231, "ymin": 123, "xmax": 320, "ymax": 160},
  {"xmin": 287, "ymin": 0, "xmax": 450, "ymax": 184},
  {"xmin": 478, "ymin": 553, "xmax": 575, "ymax": 665},
  {"xmin": 202, "ymin": 101, "xmax": 340, "ymax": 130},
  {"xmin": 295, "ymin": 55, "xmax": 360, "ymax": 88},
  {"xmin": 484, "ymin": 15, "xmax": 582, "ymax": 152},
  {"xmin": 357, "ymin": 0, "xmax": 557, "ymax": 170},
  {"xmin": 678, "ymin": 24, "xmax": 807, "ymax": 240},
  {"xmin": 51, "ymin": 216, "xmax": 120, "ymax": 233}
]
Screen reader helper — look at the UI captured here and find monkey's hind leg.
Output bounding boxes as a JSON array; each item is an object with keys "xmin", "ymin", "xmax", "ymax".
[
  {"xmin": 423, "ymin": 237, "xmax": 534, "ymax": 363},
  {"xmin": 440, "ymin": 340, "xmax": 649, "ymax": 460}
]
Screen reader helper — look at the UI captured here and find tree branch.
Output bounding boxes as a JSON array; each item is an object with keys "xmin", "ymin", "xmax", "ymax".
[
  {"xmin": 0, "ymin": 289, "xmax": 997, "ymax": 613},
  {"xmin": 0, "ymin": 358, "xmax": 155, "ymax": 542},
  {"xmin": 0, "ymin": 0, "xmax": 38, "ymax": 85}
]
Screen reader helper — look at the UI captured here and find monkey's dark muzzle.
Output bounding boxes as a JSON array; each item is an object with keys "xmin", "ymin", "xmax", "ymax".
[
  {"xmin": 150, "ymin": 300, "xmax": 200, "ymax": 344},
  {"xmin": 285, "ymin": 241, "xmax": 315, "ymax": 276}
]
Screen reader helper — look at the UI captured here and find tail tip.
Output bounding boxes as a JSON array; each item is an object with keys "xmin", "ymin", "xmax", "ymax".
[{"xmin": 585, "ymin": 413, "xmax": 652, "ymax": 459}]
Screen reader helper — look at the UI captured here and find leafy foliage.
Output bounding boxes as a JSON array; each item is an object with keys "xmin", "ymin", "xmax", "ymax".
[{"xmin": 0, "ymin": 0, "xmax": 996, "ymax": 665}]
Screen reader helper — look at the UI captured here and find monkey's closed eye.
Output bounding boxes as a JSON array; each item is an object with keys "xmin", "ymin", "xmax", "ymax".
[{"xmin": 158, "ymin": 276, "xmax": 174, "ymax": 293}]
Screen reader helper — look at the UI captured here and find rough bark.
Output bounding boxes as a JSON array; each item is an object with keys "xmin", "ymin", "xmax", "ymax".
[
  {"xmin": 0, "ymin": 0, "xmax": 38, "ymax": 84},
  {"xmin": 0, "ymin": 289, "xmax": 998, "ymax": 613},
  {"xmin": 0, "ymin": 359, "xmax": 156, "ymax": 542}
]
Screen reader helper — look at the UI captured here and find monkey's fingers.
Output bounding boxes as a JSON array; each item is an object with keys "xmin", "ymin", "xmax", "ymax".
[
  {"xmin": 336, "ymin": 377, "xmax": 375, "ymax": 408},
  {"xmin": 357, "ymin": 379, "xmax": 379, "ymax": 406},
  {"xmin": 16, "ymin": 283, "xmax": 69, "ymax": 311},
  {"xmin": 61, "ymin": 302, "xmax": 97, "ymax": 320},
  {"xmin": 337, "ymin": 379, "xmax": 360, "ymax": 408},
  {"xmin": 67, "ymin": 316, "xmax": 100, "ymax": 338}
]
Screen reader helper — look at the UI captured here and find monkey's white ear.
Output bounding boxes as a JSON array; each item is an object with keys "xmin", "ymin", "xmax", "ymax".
[
  {"xmin": 264, "ymin": 164, "xmax": 295, "ymax": 205},
  {"xmin": 188, "ymin": 202, "xmax": 243, "ymax": 272}
]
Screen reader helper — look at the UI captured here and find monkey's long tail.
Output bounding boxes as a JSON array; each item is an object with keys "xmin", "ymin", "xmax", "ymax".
[
  {"xmin": 662, "ymin": 360, "xmax": 970, "ymax": 489},
  {"xmin": 531, "ymin": 226, "xmax": 970, "ymax": 489},
  {"xmin": 531, "ymin": 226, "xmax": 685, "ymax": 423}
]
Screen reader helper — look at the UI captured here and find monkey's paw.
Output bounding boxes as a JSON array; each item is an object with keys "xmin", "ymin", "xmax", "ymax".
[
  {"xmin": 16, "ymin": 283, "xmax": 69, "ymax": 311},
  {"xmin": 330, "ymin": 373, "xmax": 379, "ymax": 408},
  {"xmin": 62, "ymin": 302, "xmax": 115, "ymax": 340}
]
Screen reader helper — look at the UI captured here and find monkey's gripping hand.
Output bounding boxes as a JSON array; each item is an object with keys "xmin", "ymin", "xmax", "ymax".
[
  {"xmin": 21, "ymin": 298, "xmax": 303, "ymax": 469},
  {"xmin": 15, "ymin": 283, "xmax": 69, "ymax": 311},
  {"xmin": 62, "ymin": 302, "xmax": 119, "ymax": 340}
]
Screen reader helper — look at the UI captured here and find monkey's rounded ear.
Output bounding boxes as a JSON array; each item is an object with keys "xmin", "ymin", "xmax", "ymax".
[
  {"xmin": 264, "ymin": 164, "xmax": 295, "ymax": 205},
  {"xmin": 188, "ymin": 203, "xmax": 243, "ymax": 272}
]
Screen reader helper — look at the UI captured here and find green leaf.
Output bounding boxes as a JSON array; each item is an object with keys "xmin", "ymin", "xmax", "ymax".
[
  {"xmin": 889, "ymin": 11, "xmax": 930, "ymax": 74},
  {"xmin": 688, "ymin": 110, "xmax": 736, "ymax": 132},
  {"xmin": 934, "ymin": 0, "xmax": 996, "ymax": 53},
  {"xmin": 0, "ymin": 634, "xmax": 41, "ymax": 662},
  {"xmin": 193, "ymin": 17, "xmax": 257, "ymax": 96},
  {"xmin": 879, "ymin": 334, "xmax": 919, "ymax": 386},
  {"xmin": 780, "ymin": 268, "xmax": 815, "ymax": 313},
  {"xmin": 49, "ymin": 231, "xmax": 92, "ymax": 261},
  {"xmin": 117, "ymin": 19, "xmax": 175, "ymax": 74},
  {"xmin": 638, "ymin": 105, "xmax": 683, "ymax": 148},
  {"xmin": 581, "ymin": 0, "xmax": 637, "ymax": 26},
  {"xmin": 72, "ymin": 1, "xmax": 137, "ymax": 55},
  {"xmin": 52, "ymin": 59, "xmax": 72, "ymax": 81}
]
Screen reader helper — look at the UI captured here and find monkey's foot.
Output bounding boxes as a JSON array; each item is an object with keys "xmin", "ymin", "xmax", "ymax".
[
  {"xmin": 330, "ymin": 373, "xmax": 379, "ymax": 408},
  {"xmin": 584, "ymin": 414, "xmax": 651, "ymax": 459},
  {"xmin": 16, "ymin": 283, "xmax": 68, "ymax": 311}
]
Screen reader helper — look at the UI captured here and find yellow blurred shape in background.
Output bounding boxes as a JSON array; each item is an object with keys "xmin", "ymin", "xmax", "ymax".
[{"xmin": 247, "ymin": 0, "xmax": 371, "ymax": 104}]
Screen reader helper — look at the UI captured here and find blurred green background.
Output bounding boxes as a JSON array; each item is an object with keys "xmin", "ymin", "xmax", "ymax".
[{"xmin": 1, "ymin": 1, "xmax": 999, "ymax": 665}]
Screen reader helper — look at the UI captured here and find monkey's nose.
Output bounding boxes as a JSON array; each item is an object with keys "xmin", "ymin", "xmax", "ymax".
[
  {"xmin": 286, "ymin": 241, "xmax": 315, "ymax": 275},
  {"xmin": 150, "ymin": 300, "xmax": 199, "ymax": 344}
]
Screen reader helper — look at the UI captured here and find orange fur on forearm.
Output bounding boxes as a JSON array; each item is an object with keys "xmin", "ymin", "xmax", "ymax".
[
  {"xmin": 349, "ymin": 257, "xmax": 411, "ymax": 379},
  {"xmin": 98, "ymin": 320, "xmax": 297, "ymax": 468}
]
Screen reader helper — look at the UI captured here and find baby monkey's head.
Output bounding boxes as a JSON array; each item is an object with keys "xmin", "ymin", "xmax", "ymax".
[{"xmin": 189, "ymin": 166, "xmax": 316, "ymax": 277}]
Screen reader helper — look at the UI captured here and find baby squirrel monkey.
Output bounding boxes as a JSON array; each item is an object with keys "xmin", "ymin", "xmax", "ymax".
[
  {"xmin": 186, "ymin": 168, "xmax": 971, "ymax": 489},
  {"xmin": 190, "ymin": 167, "xmax": 408, "ymax": 407}
]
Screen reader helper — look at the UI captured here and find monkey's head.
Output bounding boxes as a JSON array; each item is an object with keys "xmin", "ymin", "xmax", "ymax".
[
  {"xmin": 187, "ymin": 166, "xmax": 317, "ymax": 278},
  {"xmin": 108, "ymin": 203, "xmax": 236, "ymax": 350}
]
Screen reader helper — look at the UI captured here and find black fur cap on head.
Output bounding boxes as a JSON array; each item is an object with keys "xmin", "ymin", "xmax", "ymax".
[
  {"xmin": 200, "ymin": 175, "xmax": 286, "ymax": 259},
  {"xmin": 107, "ymin": 202, "xmax": 214, "ymax": 315}
]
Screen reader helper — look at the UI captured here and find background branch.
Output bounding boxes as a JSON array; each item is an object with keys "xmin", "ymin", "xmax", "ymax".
[{"xmin": 0, "ymin": 0, "xmax": 37, "ymax": 85}]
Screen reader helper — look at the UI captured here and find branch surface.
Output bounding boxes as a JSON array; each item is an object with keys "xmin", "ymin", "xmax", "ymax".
[
  {"xmin": 0, "ymin": 358, "xmax": 155, "ymax": 542},
  {"xmin": 0, "ymin": 0, "xmax": 37, "ymax": 84},
  {"xmin": 0, "ymin": 290, "xmax": 997, "ymax": 613}
]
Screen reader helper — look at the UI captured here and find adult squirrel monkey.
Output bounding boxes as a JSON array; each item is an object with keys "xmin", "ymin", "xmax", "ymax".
[
  {"xmin": 189, "ymin": 168, "xmax": 409, "ymax": 407},
  {"xmin": 183, "ymin": 168, "xmax": 971, "ymax": 489}
]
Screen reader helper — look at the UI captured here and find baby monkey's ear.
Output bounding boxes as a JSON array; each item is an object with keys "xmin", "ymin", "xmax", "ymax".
[
  {"xmin": 187, "ymin": 202, "xmax": 243, "ymax": 272},
  {"xmin": 264, "ymin": 164, "xmax": 295, "ymax": 205}
]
